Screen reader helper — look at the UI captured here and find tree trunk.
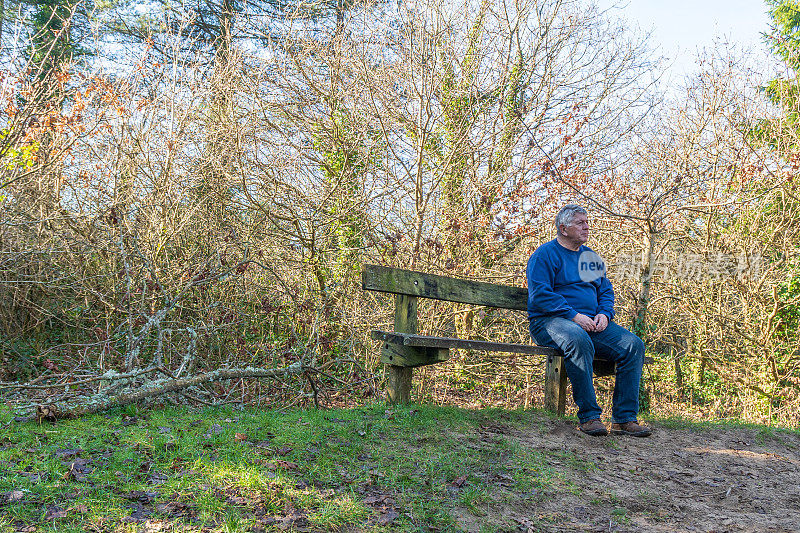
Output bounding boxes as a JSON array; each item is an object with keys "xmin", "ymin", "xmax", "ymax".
[{"xmin": 633, "ymin": 225, "xmax": 658, "ymax": 336}]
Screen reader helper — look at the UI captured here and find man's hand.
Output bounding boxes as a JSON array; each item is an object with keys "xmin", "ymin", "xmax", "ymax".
[
  {"xmin": 572, "ymin": 313, "xmax": 595, "ymax": 332},
  {"xmin": 593, "ymin": 313, "xmax": 609, "ymax": 332}
]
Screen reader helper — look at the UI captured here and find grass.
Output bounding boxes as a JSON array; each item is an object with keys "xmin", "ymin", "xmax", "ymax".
[
  {"xmin": 653, "ymin": 413, "xmax": 800, "ymax": 436},
  {"xmin": 0, "ymin": 404, "xmax": 588, "ymax": 532}
]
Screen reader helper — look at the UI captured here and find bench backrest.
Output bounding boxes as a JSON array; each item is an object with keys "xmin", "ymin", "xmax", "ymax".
[{"xmin": 362, "ymin": 264, "xmax": 527, "ymax": 311}]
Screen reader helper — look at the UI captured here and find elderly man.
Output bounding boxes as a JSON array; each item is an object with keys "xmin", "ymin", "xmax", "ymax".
[{"xmin": 527, "ymin": 205, "xmax": 651, "ymax": 437}]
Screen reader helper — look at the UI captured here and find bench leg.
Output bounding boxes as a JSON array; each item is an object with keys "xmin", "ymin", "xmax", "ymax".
[
  {"xmin": 386, "ymin": 294, "xmax": 417, "ymax": 404},
  {"xmin": 544, "ymin": 354, "xmax": 567, "ymax": 416},
  {"xmin": 387, "ymin": 365, "xmax": 412, "ymax": 404}
]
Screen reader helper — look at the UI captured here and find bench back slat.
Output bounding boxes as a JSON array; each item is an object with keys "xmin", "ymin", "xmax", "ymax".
[{"xmin": 362, "ymin": 264, "xmax": 527, "ymax": 311}]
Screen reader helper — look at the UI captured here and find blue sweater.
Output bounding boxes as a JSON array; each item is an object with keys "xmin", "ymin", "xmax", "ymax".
[{"xmin": 526, "ymin": 239, "xmax": 615, "ymax": 321}]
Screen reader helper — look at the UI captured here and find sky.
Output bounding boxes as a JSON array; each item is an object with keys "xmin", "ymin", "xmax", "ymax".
[{"xmin": 596, "ymin": 0, "xmax": 774, "ymax": 82}]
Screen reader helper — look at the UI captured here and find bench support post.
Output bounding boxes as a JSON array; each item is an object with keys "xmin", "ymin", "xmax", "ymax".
[
  {"xmin": 387, "ymin": 294, "xmax": 417, "ymax": 404},
  {"xmin": 387, "ymin": 366, "xmax": 413, "ymax": 403},
  {"xmin": 544, "ymin": 353, "xmax": 567, "ymax": 416}
]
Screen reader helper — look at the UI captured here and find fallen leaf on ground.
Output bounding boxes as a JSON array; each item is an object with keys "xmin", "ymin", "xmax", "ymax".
[
  {"xmin": 121, "ymin": 491, "xmax": 158, "ymax": 504},
  {"xmin": 235, "ymin": 433, "xmax": 248, "ymax": 441},
  {"xmin": 147, "ymin": 472, "xmax": 169, "ymax": 486},
  {"xmin": 63, "ymin": 458, "xmax": 93, "ymax": 482},
  {"xmin": 154, "ymin": 500, "xmax": 195, "ymax": 518},
  {"xmin": 514, "ymin": 516, "xmax": 537, "ymax": 533},
  {"xmin": 269, "ymin": 460, "xmax": 298, "ymax": 470},
  {"xmin": 275, "ymin": 508, "xmax": 308, "ymax": 529},
  {"xmin": 376, "ymin": 509, "xmax": 399, "ymax": 525},
  {"xmin": 363, "ymin": 494, "xmax": 395, "ymax": 506},
  {"xmin": 450, "ymin": 475, "xmax": 468, "ymax": 487},
  {"xmin": 62, "ymin": 490, "xmax": 81, "ymax": 500},
  {"xmin": 492, "ymin": 472, "xmax": 514, "ymax": 485},
  {"xmin": 276, "ymin": 446, "xmax": 293, "ymax": 456},
  {"xmin": 44, "ymin": 505, "xmax": 67, "ymax": 520},
  {"xmin": 36, "ymin": 405, "xmax": 58, "ymax": 423},
  {"xmin": 55, "ymin": 448, "xmax": 82, "ymax": 460},
  {"xmin": 124, "ymin": 502, "xmax": 152, "ymax": 522},
  {"xmin": 218, "ymin": 489, "xmax": 248, "ymax": 506}
]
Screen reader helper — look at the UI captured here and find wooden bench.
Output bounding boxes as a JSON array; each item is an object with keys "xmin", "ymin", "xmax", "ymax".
[{"xmin": 363, "ymin": 264, "xmax": 635, "ymax": 415}]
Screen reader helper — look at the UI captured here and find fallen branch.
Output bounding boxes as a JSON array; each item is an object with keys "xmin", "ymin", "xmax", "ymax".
[
  {"xmin": 0, "ymin": 366, "xmax": 162, "ymax": 391},
  {"xmin": 30, "ymin": 363, "xmax": 304, "ymax": 419}
]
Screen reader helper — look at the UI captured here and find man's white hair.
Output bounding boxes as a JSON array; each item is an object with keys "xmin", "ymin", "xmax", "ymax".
[{"xmin": 555, "ymin": 204, "xmax": 587, "ymax": 230}]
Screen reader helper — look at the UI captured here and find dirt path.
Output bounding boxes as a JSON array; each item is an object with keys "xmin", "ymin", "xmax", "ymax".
[{"xmin": 500, "ymin": 419, "xmax": 800, "ymax": 532}]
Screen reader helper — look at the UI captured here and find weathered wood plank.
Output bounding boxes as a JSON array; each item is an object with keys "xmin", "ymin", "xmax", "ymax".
[
  {"xmin": 362, "ymin": 264, "xmax": 527, "ymax": 311},
  {"xmin": 372, "ymin": 331, "xmax": 653, "ymax": 365},
  {"xmin": 371, "ymin": 330, "xmax": 558, "ymax": 356},
  {"xmin": 387, "ymin": 367, "xmax": 412, "ymax": 403},
  {"xmin": 380, "ymin": 342, "xmax": 450, "ymax": 367},
  {"xmin": 386, "ymin": 294, "xmax": 417, "ymax": 404},
  {"xmin": 544, "ymin": 353, "xmax": 567, "ymax": 415},
  {"xmin": 394, "ymin": 293, "xmax": 417, "ymax": 333}
]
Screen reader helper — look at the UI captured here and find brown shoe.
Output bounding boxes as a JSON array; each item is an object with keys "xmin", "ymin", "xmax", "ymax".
[
  {"xmin": 578, "ymin": 419, "xmax": 608, "ymax": 436},
  {"xmin": 610, "ymin": 421, "xmax": 652, "ymax": 437}
]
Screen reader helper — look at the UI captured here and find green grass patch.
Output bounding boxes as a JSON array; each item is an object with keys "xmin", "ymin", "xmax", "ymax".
[
  {"xmin": 652, "ymin": 413, "xmax": 800, "ymax": 435},
  {"xmin": 0, "ymin": 404, "xmax": 582, "ymax": 532}
]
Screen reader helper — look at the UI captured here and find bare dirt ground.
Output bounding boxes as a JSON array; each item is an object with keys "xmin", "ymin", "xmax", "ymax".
[{"xmin": 487, "ymin": 419, "xmax": 800, "ymax": 532}]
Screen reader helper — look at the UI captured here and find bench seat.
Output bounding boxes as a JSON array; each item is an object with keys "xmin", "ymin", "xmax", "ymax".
[
  {"xmin": 371, "ymin": 330, "xmax": 558, "ymax": 357},
  {"xmin": 371, "ymin": 329, "xmax": 650, "ymax": 374}
]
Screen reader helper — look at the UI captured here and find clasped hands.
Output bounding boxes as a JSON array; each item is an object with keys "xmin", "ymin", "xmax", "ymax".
[{"xmin": 572, "ymin": 312, "xmax": 609, "ymax": 333}]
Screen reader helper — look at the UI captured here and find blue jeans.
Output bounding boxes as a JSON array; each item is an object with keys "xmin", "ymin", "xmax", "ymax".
[{"xmin": 529, "ymin": 316, "xmax": 645, "ymax": 424}]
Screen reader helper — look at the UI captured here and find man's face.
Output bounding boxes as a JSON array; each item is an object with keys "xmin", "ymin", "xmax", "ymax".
[{"xmin": 561, "ymin": 213, "xmax": 589, "ymax": 245}]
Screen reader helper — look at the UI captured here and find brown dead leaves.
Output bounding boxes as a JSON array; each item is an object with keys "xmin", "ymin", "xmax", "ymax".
[
  {"xmin": 362, "ymin": 493, "xmax": 400, "ymax": 526},
  {"xmin": 43, "ymin": 504, "xmax": 67, "ymax": 520},
  {"xmin": 63, "ymin": 458, "xmax": 93, "ymax": 482},
  {"xmin": 56, "ymin": 449, "xmax": 95, "ymax": 482},
  {"xmin": 450, "ymin": 475, "xmax": 468, "ymax": 488},
  {"xmin": 266, "ymin": 460, "xmax": 298, "ymax": 471},
  {"xmin": 36, "ymin": 405, "xmax": 58, "ymax": 423}
]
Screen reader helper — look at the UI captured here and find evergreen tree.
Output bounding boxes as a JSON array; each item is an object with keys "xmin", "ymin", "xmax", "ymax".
[
  {"xmin": 1, "ymin": 0, "xmax": 93, "ymax": 69},
  {"xmin": 761, "ymin": 0, "xmax": 800, "ymax": 146},
  {"xmin": 108, "ymin": 0, "xmax": 365, "ymax": 62}
]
